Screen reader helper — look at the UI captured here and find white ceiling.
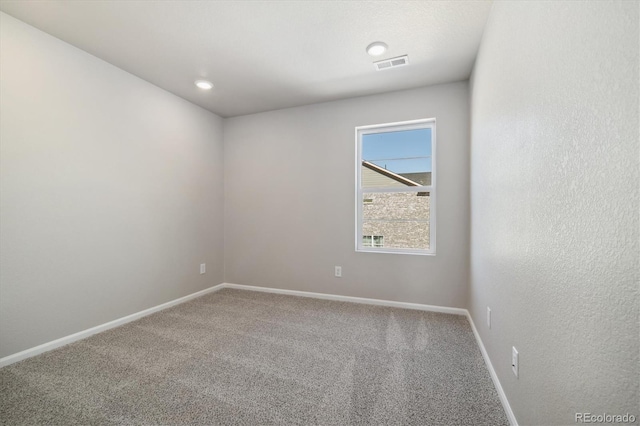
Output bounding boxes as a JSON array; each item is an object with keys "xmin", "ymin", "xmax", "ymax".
[{"xmin": 0, "ymin": 1, "xmax": 492, "ymax": 118}]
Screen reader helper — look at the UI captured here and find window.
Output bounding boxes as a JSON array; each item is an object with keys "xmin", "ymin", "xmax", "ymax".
[
  {"xmin": 363, "ymin": 235, "xmax": 384, "ymax": 247},
  {"xmin": 356, "ymin": 119, "xmax": 435, "ymax": 255}
]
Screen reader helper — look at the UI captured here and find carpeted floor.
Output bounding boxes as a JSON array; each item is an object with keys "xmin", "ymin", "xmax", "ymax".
[{"xmin": 0, "ymin": 288, "xmax": 508, "ymax": 425}]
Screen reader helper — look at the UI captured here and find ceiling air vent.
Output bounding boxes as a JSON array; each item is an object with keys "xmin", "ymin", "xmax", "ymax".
[{"xmin": 374, "ymin": 55, "xmax": 409, "ymax": 71}]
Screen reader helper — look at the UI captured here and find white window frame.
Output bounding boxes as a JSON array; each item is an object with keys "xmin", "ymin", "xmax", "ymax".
[{"xmin": 355, "ymin": 118, "xmax": 436, "ymax": 255}]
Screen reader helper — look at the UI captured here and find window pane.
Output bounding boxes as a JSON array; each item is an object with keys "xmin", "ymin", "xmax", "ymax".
[
  {"xmin": 362, "ymin": 192, "xmax": 430, "ymax": 250},
  {"xmin": 362, "ymin": 128, "xmax": 431, "ymax": 188}
]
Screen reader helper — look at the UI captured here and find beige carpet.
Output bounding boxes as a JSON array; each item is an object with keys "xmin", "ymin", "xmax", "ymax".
[{"xmin": 0, "ymin": 288, "xmax": 508, "ymax": 425}]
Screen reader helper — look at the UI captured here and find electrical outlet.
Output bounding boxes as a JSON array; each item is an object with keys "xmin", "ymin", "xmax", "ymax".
[
  {"xmin": 334, "ymin": 266, "xmax": 342, "ymax": 277},
  {"xmin": 200, "ymin": 263, "xmax": 206, "ymax": 274},
  {"xmin": 512, "ymin": 347, "xmax": 519, "ymax": 378},
  {"xmin": 487, "ymin": 307, "xmax": 491, "ymax": 329}
]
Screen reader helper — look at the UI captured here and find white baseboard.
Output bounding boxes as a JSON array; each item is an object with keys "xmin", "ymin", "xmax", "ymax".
[
  {"xmin": 0, "ymin": 283, "xmax": 226, "ymax": 368},
  {"xmin": 466, "ymin": 311, "xmax": 518, "ymax": 426},
  {"xmin": 2, "ymin": 282, "xmax": 464, "ymax": 368},
  {"xmin": 220, "ymin": 282, "xmax": 467, "ymax": 315}
]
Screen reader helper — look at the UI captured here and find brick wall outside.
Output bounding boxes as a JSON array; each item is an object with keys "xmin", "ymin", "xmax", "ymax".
[{"xmin": 362, "ymin": 192, "xmax": 430, "ymax": 250}]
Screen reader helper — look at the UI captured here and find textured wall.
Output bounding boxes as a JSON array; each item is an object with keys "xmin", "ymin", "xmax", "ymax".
[
  {"xmin": 224, "ymin": 82, "xmax": 469, "ymax": 308},
  {"xmin": 0, "ymin": 13, "xmax": 225, "ymax": 358},
  {"xmin": 470, "ymin": 1, "xmax": 639, "ymax": 424}
]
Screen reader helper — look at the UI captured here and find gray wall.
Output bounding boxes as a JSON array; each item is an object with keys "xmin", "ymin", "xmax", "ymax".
[
  {"xmin": 469, "ymin": 1, "xmax": 639, "ymax": 424},
  {"xmin": 0, "ymin": 12, "xmax": 225, "ymax": 358},
  {"xmin": 224, "ymin": 82, "xmax": 470, "ymax": 308}
]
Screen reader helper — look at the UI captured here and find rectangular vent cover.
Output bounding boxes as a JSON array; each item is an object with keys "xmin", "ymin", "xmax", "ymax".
[{"xmin": 374, "ymin": 55, "xmax": 409, "ymax": 71}]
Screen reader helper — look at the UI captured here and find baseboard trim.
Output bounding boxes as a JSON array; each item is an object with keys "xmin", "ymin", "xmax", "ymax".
[
  {"xmin": 0, "ymin": 283, "xmax": 226, "ymax": 368},
  {"xmin": 220, "ymin": 282, "xmax": 467, "ymax": 315},
  {"xmin": 1, "ymin": 282, "xmax": 463, "ymax": 367},
  {"xmin": 466, "ymin": 311, "xmax": 518, "ymax": 426}
]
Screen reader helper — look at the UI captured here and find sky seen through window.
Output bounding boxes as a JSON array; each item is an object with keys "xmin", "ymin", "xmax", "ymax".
[{"xmin": 362, "ymin": 128, "xmax": 432, "ymax": 174}]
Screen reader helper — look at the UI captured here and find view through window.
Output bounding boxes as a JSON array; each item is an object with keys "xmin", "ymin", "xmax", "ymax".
[{"xmin": 356, "ymin": 119, "xmax": 435, "ymax": 254}]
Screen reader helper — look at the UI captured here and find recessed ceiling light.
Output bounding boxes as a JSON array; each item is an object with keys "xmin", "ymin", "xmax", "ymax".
[
  {"xmin": 366, "ymin": 42, "xmax": 388, "ymax": 57},
  {"xmin": 195, "ymin": 79, "xmax": 214, "ymax": 90}
]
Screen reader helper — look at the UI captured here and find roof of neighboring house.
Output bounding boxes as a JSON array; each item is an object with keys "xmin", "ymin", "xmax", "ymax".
[
  {"xmin": 399, "ymin": 171, "xmax": 431, "ymax": 186},
  {"xmin": 362, "ymin": 161, "xmax": 428, "ymax": 186}
]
